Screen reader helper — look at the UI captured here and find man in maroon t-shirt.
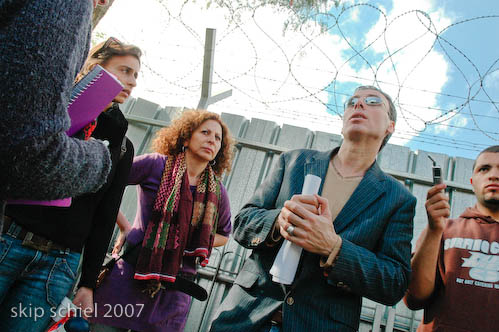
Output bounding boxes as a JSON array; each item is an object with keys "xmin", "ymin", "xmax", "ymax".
[{"xmin": 404, "ymin": 145, "xmax": 499, "ymax": 332}]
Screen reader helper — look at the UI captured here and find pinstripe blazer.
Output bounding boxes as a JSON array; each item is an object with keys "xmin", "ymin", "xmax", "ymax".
[{"xmin": 210, "ymin": 148, "xmax": 416, "ymax": 332}]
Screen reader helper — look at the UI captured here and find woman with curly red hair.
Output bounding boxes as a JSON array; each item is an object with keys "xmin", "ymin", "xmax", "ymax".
[{"xmin": 91, "ymin": 110, "xmax": 235, "ymax": 332}]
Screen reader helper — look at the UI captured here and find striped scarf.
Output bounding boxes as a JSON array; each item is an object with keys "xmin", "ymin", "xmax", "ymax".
[{"xmin": 134, "ymin": 152, "xmax": 220, "ymax": 282}]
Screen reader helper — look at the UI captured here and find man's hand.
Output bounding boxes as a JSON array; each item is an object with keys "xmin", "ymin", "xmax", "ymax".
[
  {"xmin": 277, "ymin": 194, "xmax": 338, "ymax": 256},
  {"xmin": 72, "ymin": 287, "xmax": 94, "ymax": 319},
  {"xmin": 405, "ymin": 183, "xmax": 449, "ymax": 305},
  {"xmin": 425, "ymin": 183, "xmax": 450, "ymax": 231}
]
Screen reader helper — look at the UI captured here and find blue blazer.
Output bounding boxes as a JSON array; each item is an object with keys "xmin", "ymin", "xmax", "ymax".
[{"xmin": 211, "ymin": 148, "xmax": 416, "ymax": 332}]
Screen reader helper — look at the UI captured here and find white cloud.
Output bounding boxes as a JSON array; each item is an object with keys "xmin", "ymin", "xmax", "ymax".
[
  {"xmin": 483, "ymin": 69, "xmax": 499, "ymax": 91},
  {"xmin": 359, "ymin": 0, "xmax": 453, "ymax": 145}
]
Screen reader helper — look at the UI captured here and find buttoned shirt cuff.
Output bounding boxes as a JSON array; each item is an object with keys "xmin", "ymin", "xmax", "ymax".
[{"xmin": 320, "ymin": 235, "xmax": 342, "ymax": 272}]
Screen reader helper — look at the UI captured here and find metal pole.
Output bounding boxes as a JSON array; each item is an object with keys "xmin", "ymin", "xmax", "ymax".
[{"xmin": 197, "ymin": 28, "xmax": 232, "ymax": 109}]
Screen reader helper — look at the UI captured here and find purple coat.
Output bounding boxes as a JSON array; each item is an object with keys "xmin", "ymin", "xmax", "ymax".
[{"xmin": 91, "ymin": 153, "xmax": 232, "ymax": 332}]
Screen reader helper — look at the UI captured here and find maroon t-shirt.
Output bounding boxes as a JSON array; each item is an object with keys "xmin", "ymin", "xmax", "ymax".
[{"xmin": 417, "ymin": 207, "xmax": 499, "ymax": 332}]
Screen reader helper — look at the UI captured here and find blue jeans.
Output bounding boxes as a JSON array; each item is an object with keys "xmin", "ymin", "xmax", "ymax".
[{"xmin": 0, "ymin": 227, "xmax": 81, "ymax": 332}]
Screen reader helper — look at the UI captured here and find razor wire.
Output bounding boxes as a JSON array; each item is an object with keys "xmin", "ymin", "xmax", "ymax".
[{"xmin": 94, "ymin": 0, "xmax": 499, "ymax": 155}]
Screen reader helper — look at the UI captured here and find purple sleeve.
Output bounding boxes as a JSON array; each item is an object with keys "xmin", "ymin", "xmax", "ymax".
[
  {"xmin": 217, "ymin": 183, "xmax": 232, "ymax": 237},
  {"xmin": 127, "ymin": 153, "xmax": 165, "ymax": 185}
]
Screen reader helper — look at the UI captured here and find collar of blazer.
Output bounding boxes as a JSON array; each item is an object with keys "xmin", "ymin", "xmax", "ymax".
[{"xmin": 304, "ymin": 147, "xmax": 388, "ymax": 234}]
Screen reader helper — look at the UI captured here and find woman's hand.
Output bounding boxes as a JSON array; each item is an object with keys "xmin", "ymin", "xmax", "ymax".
[
  {"xmin": 213, "ymin": 234, "xmax": 229, "ymax": 247},
  {"xmin": 112, "ymin": 228, "xmax": 130, "ymax": 255},
  {"xmin": 113, "ymin": 211, "xmax": 132, "ymax": 255},
  {"xmin": 72, "ymin": 287, "xmax": 94, "ymax": 319}
]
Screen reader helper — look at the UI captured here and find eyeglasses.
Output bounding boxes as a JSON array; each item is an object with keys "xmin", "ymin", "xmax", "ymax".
[
  {"xmin": 91, "ymin": 37, "xmax": 122, "ymax": 58},
  {"xmin": 345, "ymin": 96, "xmax": 384, "ymax": 108}
]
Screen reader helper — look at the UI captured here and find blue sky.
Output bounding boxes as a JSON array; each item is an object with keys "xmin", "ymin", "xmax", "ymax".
[
  {"xmin": 321, "ymin": 0, "xmax": 499, "ymax": 159},
  {"xmin": 95, "ymin": 0, "xmax": 498, "ymax": 160},
  {"xmin": 407, "ymin": 0, "xmax": 498, "ymax": 159}
]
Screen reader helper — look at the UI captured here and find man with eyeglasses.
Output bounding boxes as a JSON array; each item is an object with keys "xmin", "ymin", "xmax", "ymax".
[
  {"xmin": 210, "ymin": 85, "xmax": 416, "ymax": 332},
  {"xmin": 0, "ymin": 1, "xmax": 111, "ymax": 234}
]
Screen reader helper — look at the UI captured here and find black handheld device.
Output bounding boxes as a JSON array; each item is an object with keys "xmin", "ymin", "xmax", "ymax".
[{"xmin": 427, "ymin": 155, "xmax": 442, "ymax": 185}]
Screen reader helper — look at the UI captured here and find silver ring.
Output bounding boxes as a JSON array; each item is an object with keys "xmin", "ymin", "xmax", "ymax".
[{"xmin": 286, "ymin": 225, "xmax": 296, "ymax": 236}]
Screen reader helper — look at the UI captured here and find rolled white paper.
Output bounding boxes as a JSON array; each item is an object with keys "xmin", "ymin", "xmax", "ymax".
[{"xmin": 270, "ymin": 174, "xmax": 322, "ymax": 284}]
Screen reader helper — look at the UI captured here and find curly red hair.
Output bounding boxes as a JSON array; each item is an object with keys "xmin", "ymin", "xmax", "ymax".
[{"xmin": 151, "ymin": 109, "xmax": 235, "ymax": 176}]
